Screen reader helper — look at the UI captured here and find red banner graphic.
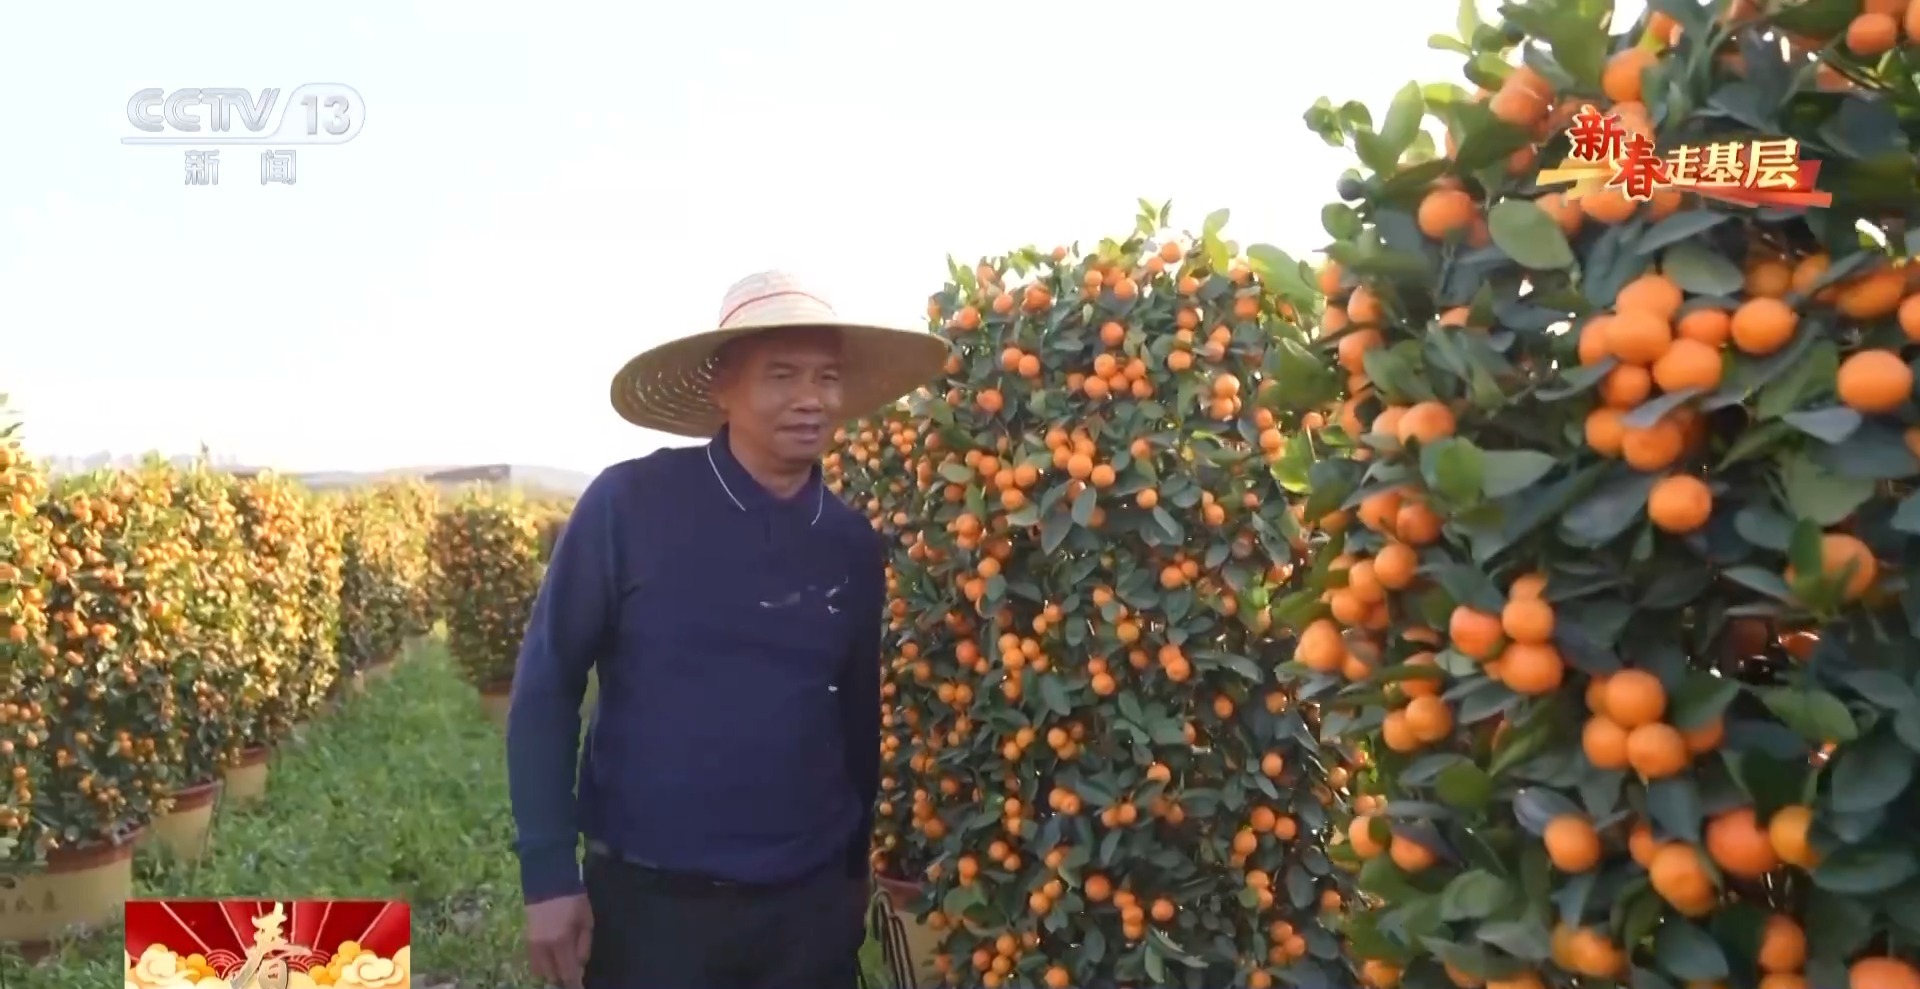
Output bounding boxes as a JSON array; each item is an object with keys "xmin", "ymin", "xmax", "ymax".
[{"xmin": 124, "ymin": 898, "xmax": 410, "ymax": 987}]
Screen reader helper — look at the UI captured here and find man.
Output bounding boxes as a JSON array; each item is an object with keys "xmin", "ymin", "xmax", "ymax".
[{"xmin": 506, "ymin": 271, "xmax": 950, "ymax": 989}]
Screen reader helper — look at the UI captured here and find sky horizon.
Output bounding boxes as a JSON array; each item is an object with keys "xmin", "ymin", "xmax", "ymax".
[{"xmin": 0, "ymin": 0, "xmax": 1645, "ymax": 476}]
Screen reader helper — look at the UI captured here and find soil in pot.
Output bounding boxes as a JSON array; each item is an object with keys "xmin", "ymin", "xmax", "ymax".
[
  {"xmin": 221, "ymin": 747, "xmax": 272, "ymax": 807},
  {"xmin": 149, "ymin": 779, "xmax": 223, "ymax": 861},
  {"xmin": 0, "ymin": 830, "xmax": 140, "ymax": 947}
]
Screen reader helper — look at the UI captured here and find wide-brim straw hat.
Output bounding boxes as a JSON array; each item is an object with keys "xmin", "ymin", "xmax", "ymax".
[{"xmin": 609, "ymin": 270, "xmax": 953, "ymax": 438}]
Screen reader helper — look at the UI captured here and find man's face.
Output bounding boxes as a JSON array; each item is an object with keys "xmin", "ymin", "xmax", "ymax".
[{"xmin": 712, "ymin": 326, "xmax": 845, "ymax": 464}]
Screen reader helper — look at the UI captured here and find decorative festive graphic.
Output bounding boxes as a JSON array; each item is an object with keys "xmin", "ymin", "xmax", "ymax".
[
  {"xmin": 1537, "ymin": 104, "xmax": 1833, "ymax": 208},
  {"xmin": 124, "ymin": 899, "xmax": 410, "ymax": 988}
]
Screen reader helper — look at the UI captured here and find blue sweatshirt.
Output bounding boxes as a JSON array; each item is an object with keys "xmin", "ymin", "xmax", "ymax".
[{"xmin": 505, "ymin": 429, "xmax": 885, "ymax": 903}]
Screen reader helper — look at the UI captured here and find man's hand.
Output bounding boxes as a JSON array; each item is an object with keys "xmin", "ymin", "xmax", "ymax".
[{"xmin": 525, "ymin": 893, "xmax": 593, "ymax": 989}]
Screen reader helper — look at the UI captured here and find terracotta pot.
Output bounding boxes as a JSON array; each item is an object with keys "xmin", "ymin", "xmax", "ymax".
[
  {"xmin": 0, "ymin": 830, "xmax": 141, "ymax": 947},
  {"xmin": 222, "ymin": 747, "xmax": 272, "ymax": 807},
  {"xmin": 149, "ymin": 779, "xmax": 223, "ymax": 861},
  {"xmin": 479, "ymin": 685, "xmax": 511, "ymax": 729},
  {"xmin": 871, "ymin": 875, "xmax": 942, "ymax": 989}
]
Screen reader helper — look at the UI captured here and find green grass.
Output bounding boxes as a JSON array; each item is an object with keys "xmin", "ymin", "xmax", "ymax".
[{"xmin": 3, "ymin": 642, "xmax": 893, "ymax": 989}]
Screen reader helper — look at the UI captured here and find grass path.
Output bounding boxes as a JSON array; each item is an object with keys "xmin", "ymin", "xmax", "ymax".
[{"xmin": 3, "ymin": 642, "xmax": 892, "ymax": 988}]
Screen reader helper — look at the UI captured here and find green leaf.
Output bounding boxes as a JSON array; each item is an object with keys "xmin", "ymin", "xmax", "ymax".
[
  {"xmin": 1435, "ymin": 761, "xmax": 1494, "ymax": 812},
  {"xmin": 1830, "ymin": 728, "xmax": 1916, "ymax": 814},
  {"xmin": 1662, "ymin": 242, "xmax": 1746, "ymax": 296},
  {"xmin": 1474, "ymin": 917, "xmax": 1551, "ymax": 961},
  {"xmin": 1895, "ymin": 491, "xmax": 1920, "ymax": 536},
  {"xmin": 1622, "ymin": 387, "xmax": 1705, "ymax": 430},
  {"xmin": 1378, "ymin": 82, "xmax": 1427, "ymax": 162},
  {"xmin": 1269, "ymin": 337, "xmax": 1342, "ymax": 412},
  {"xmin": 1758, "ymin": 686, "xmax": 1861, "ymax": 743},
  {"xmin": 1448, "ymin": 103, "xmax": 1534, "ymax": 173},
  {"xmin": 937, "ymin": 462, "xmax": 975, "ymax": 484},
  {"xmin": 1558, "ymin": 469, "xmax": 1657, "ymax": 547},
  {"xmin": 1644, "ymin": 778, "xmax": 1705, "ymax": 844},
  {"xmin": 1191, "ymin": 650, "xmax": 1264, "ymax": 683},
  {"xmin": 942, "ymin": 883, "xmax": 985, "ymax": 916},
  {"xmin": 1542, "ymin": 11, "xmax": 1608, "ymax": 90},
  {"xmin": 1780, "ymin": 453, "xmax": 1875, "ymax": 526},
  {"xmin": 1487, "ymin": 199, "xmax": 1576, "ymax": 270},
  {"xmin": 1456, "ymin": 0, "xmax": 1481, "ymax": 38},
  {"xmin": 1757, "ymin": 340, "xmax": 1840, "ymax": 420},
  {"xmin": 1202, "ymin": 209, "xmax": 1230, "ymax": 238},
  {"xmin": 1423, "ymin": 437, "xmax": 1486, "ymax": 505},
  {"xmin": 1323, "ymin": 203, "xmax": 1364, "ymax": 240},
  {"xmin": 1617, "ymin": 884, "xmax": 1665, "ymax": 952},
  {"xmin": 1480, "ymin": 450, "xmax": 1558, "ymax": 498},
  {"xmin": 1635, "ymin": 210, "xmax": 1729, "ymax": 254},
  {"xmin": 1770, "ymin": 0, "xmax": 1864, "ymax": 38},
  {"xmin": 1071, "ymin": 486, "xmax": 1098, "ymax": 527},
  {"xmin": 1439, "ymin": 870, "xmax": 1511, "ymax": 921},
  {"xmin": 1364, "ymin": 346, "xmax": 1436, "ymax": 404},
  {"xmin": 1668, "ymin": 673, "xmax": 1740, "ymax": 730},
  {"xmin": 1247, "ymin": 244, "xmax": 1317, "ymax": 305},
  {"xmin": 1147, "ymin": 929, "xmax": 1204, "ymax": 969},
  {"xmin": 1041, "ymin": 505, "xmax": 1073, "ymax": 555},
  {"xmin": 1653, "ymin": 918, "xmax": 1729, "ymax": 980},
  {"xmin": 1782, "ymin": 407, "xmax": 1863, "ymax": 444},
  {"xmin": 1789, "ymin": 518, "xmax": 1826, "ymax": 587},
  {"xmin": 1814, "ymin": 843, "xmax": 1920, "ymax": 895},
  {"xmin": 1038, "ymin": 674, "xmax": 1072, "ymax": 718}
]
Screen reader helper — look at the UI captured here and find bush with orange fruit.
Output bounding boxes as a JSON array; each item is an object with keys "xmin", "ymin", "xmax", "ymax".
[
  {"xmin": 379, "ymin": 478, "xmax": 443, "ymax": 638},
  {"xmin": 333, "ymin": 482, "xmax": 436, "ymax": 678},
  {"xmin": 824, "ymin": 403, "xmax": 928, "ymax": 878},
  {"xmin": 528, "ymin": 496, "xmax": 574, "ymax": 567},
  {"xmin": 232, "ymin": 471, "xmax": 341, "ymax": 739},
  {"xmin": 16, "ymin": 463, "xmax": 195, "ymax": 854},
  {"xmin": 833, "ymin": 205, "xmax": 1354, "ymax": 988},
  {"xmin": 166, "ymin": 460, "xmax": 259, "ymax": 786},
  {"xmin": 1276, "ymin": 2, "xmax": 1920, "ymax": 988},
  {"xmin": 430, "ymin": 488, "xmax": 546, "ymax": 692},
  {"xmin": 0, "ymin": 399, "xmax": 51, "ymax": 859},
  {"xmin": 294, "ymin": 492, "xmax": 347, "ymax": 716}
]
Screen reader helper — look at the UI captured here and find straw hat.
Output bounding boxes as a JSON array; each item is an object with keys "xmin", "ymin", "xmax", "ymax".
[{"xmin": 609, "ymin": 270, "xmax": 952, "ymax": 437}]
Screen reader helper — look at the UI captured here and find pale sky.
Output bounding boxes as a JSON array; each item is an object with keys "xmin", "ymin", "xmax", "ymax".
[{"xmin": 0, "ymin": 0, "xmax": 1624, "ymax": 475}]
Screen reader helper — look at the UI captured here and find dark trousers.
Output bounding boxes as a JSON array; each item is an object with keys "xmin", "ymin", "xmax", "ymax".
[{"xmin": 583, "ymin": 849, "xmax": 867, "ymax": 989}]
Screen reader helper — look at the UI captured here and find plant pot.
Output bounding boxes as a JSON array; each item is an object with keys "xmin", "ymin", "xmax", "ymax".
[
  {"xmin": 149, "ymin": 779, "xmax": 223, "ymax": 861},
  {"xmin": 478, "ymin": 685, "xmax": 511, "ymax": 729},
  {"xmin": 0, "ymin": 830, "xmax": 141, "ymax": 947},
  {"xmin": 222, "ymin": 747, "xmax": 271, "ymax": 807},
  {"xmin": 871, "ymin": 875, "xmax": 942, "ymax": 989}
]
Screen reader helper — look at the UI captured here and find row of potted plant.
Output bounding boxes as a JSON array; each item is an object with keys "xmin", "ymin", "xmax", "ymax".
[{"xmin": 0, "ymin": 440, "xmax": 442, "ymax": 949}]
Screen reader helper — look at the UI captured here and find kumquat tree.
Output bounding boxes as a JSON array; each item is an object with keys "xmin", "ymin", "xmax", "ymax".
[
  {"xmin": 382, "ymin": 478, "xmax": 442, "ymax": 637},
  {"xmin": 24, "ymin": 465, "xmax": 193, "ymax": 852},
  {"xmin": 839, "ymin": 205, "xmax": 1363, "ymax": 989},
  {"xmin": 168, "ymin": 460, "xmax": 257, "ymax": 786},
  {"xmin": 295, "ymin": 496, "xmax": 346, "ymax": 718},
  {"xmin": 1266, "ymin": 0, "xmax": 1920, "ymax": 987},
  {"xmin": 0, "ymin": 398, "xmax": 50, "ymax": 859},
  {"xmin": 334, "ymin": 489, "xmax": 416, "ymax": 676},
  {"xmin": 233, "ymin": 472, "xmax": 334, "ymax": 742},
  {"xmin": 828, "ymin": 405, "xmax": 923, "ymax": 879},
  {"xmin": 431, "ymin": 488, "xmax": 547, "ymax": 693}
]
